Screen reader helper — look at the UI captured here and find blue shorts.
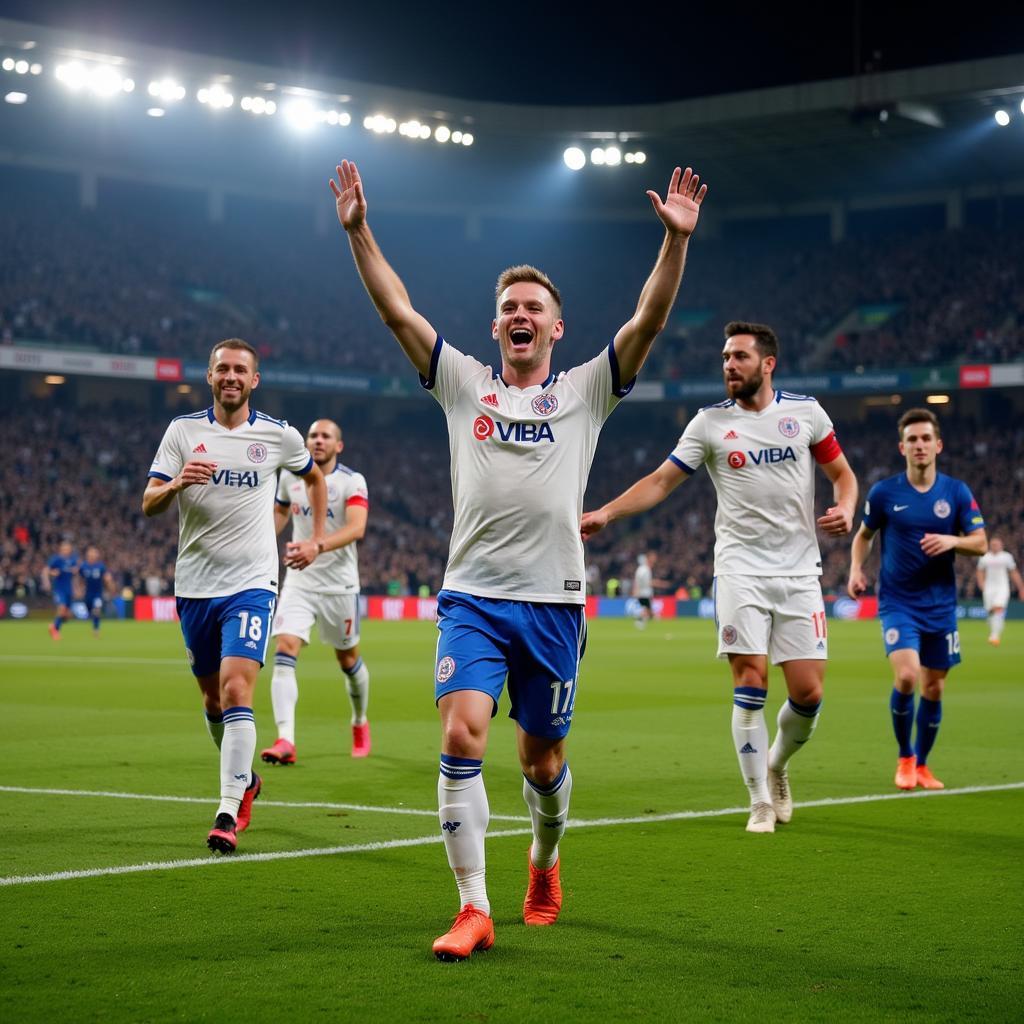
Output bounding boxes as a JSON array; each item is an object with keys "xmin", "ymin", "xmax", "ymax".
[
  {"xmin": 86, "ymin": 593, "xmax": 104, "ymax": 612},
  {"xmin": 433, "ymin": 590, "xmax": 587, "ymax": 740},
  {"xmin": 176, "ymin": 589, "xmax": 277, "ymax": 678},
  {"xmin": 880, "ymin": 609, "xmax": 961, "ymax": 671},
  {"xmin": 53, "ymin": 589, "xmax": 72, "ymax": 609}
]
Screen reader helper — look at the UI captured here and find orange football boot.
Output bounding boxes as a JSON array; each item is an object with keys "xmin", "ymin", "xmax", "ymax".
[
  {"xmin": 432, "ymin": 904, "xmax": 495, "ymax": 962},
  {"xmin": 895, "ymin": 755, "xmax": 917, "ymax": 790},
  {"xmin": 351, "ymin": 722, "xmax": 371, "ymax": 758},
  {"xmin": 916, "ymin": 765, "xmax": 944, "ymax": 790},
  {"xmin": 260, "ymin": 738, "xmax": 296, "ymax": 765},
  {"xmin": 523, "ymin": 852, "xmax": 562, "ymax": 925}
]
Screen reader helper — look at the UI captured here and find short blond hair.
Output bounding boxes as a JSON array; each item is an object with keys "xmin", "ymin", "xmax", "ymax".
[
  {"xmin": 495, "ymin": 265, "xmax": 562, "ymax": 314},
  {"xmin": 208, "ymin": 338, "xmax": 259, "ymax": 371}
]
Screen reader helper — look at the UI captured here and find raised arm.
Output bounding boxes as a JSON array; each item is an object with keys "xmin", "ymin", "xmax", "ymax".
[
  {"xmin": 847, "ymin": 524, "xmax": 876, "ymax": 598},
  {"xmin": 329, "ymin": 160, "xmax": 437, "ymax": 377},
  {"xmin": 581, "ymin": 459, "xmax": 689, "ymax": 541},
  {"xmin": 612, "ymin": 166, "xmax": 708, "ymax": 382}
]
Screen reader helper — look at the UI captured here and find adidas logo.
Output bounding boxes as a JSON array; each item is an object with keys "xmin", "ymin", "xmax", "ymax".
[
  {"xmin": 816, "ymin": 640, "xmax": 826, "ymax": 650},
  {"xmin": 723, "ymin": 430, "xmax": 738, "ymax": 439},
  {"xmin": 739, "ymin": 742, "xmax": 757, "ymax": 754},
  {"xmin": 192, "ymin": 442, "xmax": 208, "ymax": 453},
  {"xmin": 442, "ymin": 820, "xmax": 462, "ymax": 833},
  {"xmin": 481, "ymin": 394, "xmax": 498, "ymax": 407}
]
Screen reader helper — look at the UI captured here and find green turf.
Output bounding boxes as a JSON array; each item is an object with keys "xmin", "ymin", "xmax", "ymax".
[{"xmin": 1, "ymin": 618, "xmax": 1022, "ymax": 1022}]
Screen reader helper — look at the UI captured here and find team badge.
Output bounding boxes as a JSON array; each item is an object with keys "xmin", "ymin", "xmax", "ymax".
[
  {"xmin": 727, "ymin": 451, "xmax": 746, "ymax": 469},
  {"xmin": 436, "ymin": 656, "xmax": 456, "ymax": 683},
  {"xmin": 721, "ymin": 625, "xmax": 737, "ymax": 645},
  {"xmin": 532, "ymin": 394, "xmax": 558, "ymax": 416},
  {"xmin": 778, "ymin": 416, "xmax": 800, "ymax": 438},
  {"xmin": 933, "ymin": 499, "xmax": 951, "ymax": 519},
  {"xmin": 247, "ymin": 442, "xmax": 268, "ymax": 464},
  {"xmin": 884, "ymin": 627, "xmax": 900, "ymax": 645},
  {"xmin": 472, "ymin": 415, "xmax": 495, "ymax": 440}
]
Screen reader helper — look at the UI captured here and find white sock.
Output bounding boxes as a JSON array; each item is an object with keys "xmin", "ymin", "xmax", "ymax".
[
  {"xmin": 732, "ymin": 687, "xmax": 771, "ymax": 805},
  {"xmin": 205, "ymin": 711, "xmax": 224, "ymax": 750},
  {"xmin": 523, "ymin": 762, "xmax": 572, "ymax": 870},
  {"xmin": 768, "ymin": 698, "xmax": 821, "ymax": 772},
  {"xmin": 438, "ymin": 755, "xmax": 489, "ymax": 915},
  {"xmin": 217, "ymin": 706, "xmax": 256, "ymax": 819},
  {"xmin": 343, "ymin": 657, "xmax": 370, "ymax": 725},
  {"xmin": 992, "ymin": 611, "xmax": 1006, "ymax": 640},
  {"xmin": 271, "ymin": 653, "xmax": 298, "ymax": 744}
]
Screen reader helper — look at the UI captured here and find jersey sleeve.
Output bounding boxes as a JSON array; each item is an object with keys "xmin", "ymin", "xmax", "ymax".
[
  {"xmin": 420, "ymin": 337, "xmax": 483, "ymax": 413},
  {"xmin": 956, "ymin": 482, "xmax": 985, "ymax": 535},
  {"xmin": 345, "ymin": 472, "xmax": 369, "ymax": 510},
  {"xmin": 564, "ymin": 343, "xmax": 629, "ymax": 425},
  {"xmin": 148, "ymin": 421, "xmax": 184, "ymax": 482},
  {"xmin": 281, "ymin": 426, "xmax": 314, "ymax": 476},
  {"xmin": 668, "ymin": 412, "xmax": 707, "ymax": 475},
  {"xmin": 861, "ymin": 481, "xmax": 887, "ymax": 532},
  {"xmin": 808, "ymin": 402, "xmax": 842, "ymax": 463}
]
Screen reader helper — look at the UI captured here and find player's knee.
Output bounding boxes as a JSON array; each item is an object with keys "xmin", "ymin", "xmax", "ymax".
[
  {"xmin": 220, "ymin": 676, "xmax": 253, "ymax": 708},
  {"xmin": 733, "ymin": 666, "xmax": 766, "ymax": 690},
  {"xmin": 921, "ymin": 678, "xmax": 945, "ymax": 701},
  {"xmin": 442, "ymin": 717, "xmax": 487, "ymax": 759},
  {"xmin": 521, "ymin": 751, "xmax": 564, "ymax": 788},
  {"xmin": 275, "ymin": 635, "xmax": 302, "ymax": 658},
  {"xmin": 337, "ymin": 647, "xmax": 359, "ymax": 671},
  {"xmin": 893, "ymin": 668, "xmax": 917, "ymax": 692}
]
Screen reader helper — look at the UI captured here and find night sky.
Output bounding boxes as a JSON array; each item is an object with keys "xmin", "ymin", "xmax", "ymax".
[{"xmin": 3, "ymin": 1, "xmax": 1024, "ymax": 105}]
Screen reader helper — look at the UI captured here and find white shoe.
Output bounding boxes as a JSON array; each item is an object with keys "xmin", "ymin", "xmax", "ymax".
[
  {"xmin": 767, "ymin": 767, "xmax": 792, "ymax": 824},
  {"xmin": 746, "ymin": 801, "xmax": 776, "ymax": 834}
]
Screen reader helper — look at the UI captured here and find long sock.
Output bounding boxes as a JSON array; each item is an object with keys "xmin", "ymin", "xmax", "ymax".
[
  {"xmin": 205, "ymin": 710, "xmax": 224, "ymax": 751},
  {"xmin": 991, "ymin": 611, "xmax": 1006, "ymax": 641},
  {"xmin": 342, "ymin": 657, "xmax": 370, "ymax": 725},
  {"xmin": 732, "ymin": 687, "xmax": 771, "ymax": 804},
  {"xmin": 53, "ymin": 616, "xmax": 63, "ymax": 632},
  {"xmin": 914, "ymin": 697, "xmax": 942, "ymax": 766},
  {"xmin": 217, "ymin": 706, "xmax": 256, "ymax": 820},
  {"xmin": 91, "ymin": 615, "xmax": 101, "ymax": 632},
  {"xmin": 768, "ymin": 698, "xmax": 821, "ymax": 771},
  {"xmin": 890, "ymin": 689, "xmax": 915, "ymax": 758},
  {"xmin": 523, "ymin": 762, "xmax": 572, "ymax": 870},
  {"xmin": 271, "ymin": 653, "xmax": 298, "ymax": 744},
  {"xmin": 438, "ymin": 755, "xmax": 490, "ymax": 915}
]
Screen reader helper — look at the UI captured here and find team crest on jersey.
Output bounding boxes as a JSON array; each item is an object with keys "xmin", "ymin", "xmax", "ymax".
[
  {"xmin": 721, "ymin": 624, "xmax": 737, "ymax": 645},
  {"xmin": 481, "ymin": 393, "xmax": 498, "ymax": 408},
  {"xmin": 884, "ymin": 627, "xmax": 900, "ymax": 645},
  {"xmin": 532, "ymin": 394, "xmax": 558, "ymax": 416},
  {"xmin": 473, "ymin": 415, "xmax": 495, "ymax": 440},
  {"xmin": 933, "ymin": 499, "xmax": 951, "ymax": 519},
  {"xmin": 727, "ymin": 451, "xmax": 746, "ymax": 469},
  {"xmin": 778, "ymin": 416, "xmax": 800, "ymax": 438},
  {"xmin": 436, "ymin": 656, "xmax": 456, "ymax": 683},
  {"xmin": 247, "ymin": 442, "xmax": 268, "ymax": 464}
]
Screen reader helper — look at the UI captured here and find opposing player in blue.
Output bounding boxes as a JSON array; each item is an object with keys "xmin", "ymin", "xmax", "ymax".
[
  {"xmin": 144, "ymin": 338, "xmax": 328, "ymax": 853},
  {"xmin": 47, "ymin": 539, "xmax": 79, "ymax": 640},
  {"xmin": 848, "ymin": 408, "xmax": 987, "ymax": 791},
  {"xmin": 79, "ymin": 546, "xmax": 113, "ymax": 636},
  {"xmin": 331, "ymin": 158, "xmax": 707, "ymax": 960}
]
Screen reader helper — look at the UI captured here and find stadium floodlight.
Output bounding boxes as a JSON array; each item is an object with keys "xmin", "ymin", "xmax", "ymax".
[
  {"xmin": 604, "ymin": 146, "xmax": 622, "ymax": 166},
  {"xmin": 435, "ymin": 125, "xmax": 450, "ymax": 143},
  {"xmin": 30, "ymin": 63, "xmax": 42, "ymax": 75},
  {"xmin": 148, "ymin": 78, "xmax": 185, "ymax": 103},
  {"xmin": 633, "ymin": 151, "xmax": 646, "ymax": 164},
  {"xmin": 451, "ymin": 130, "xmax": 463, "ymax": 143},
  {"xmin": 14, "ymin": 59, "xmax": 28, "ymax": 74},
  {"xmin": 90, "ymin": 65, "xmax": 125, "ymax": 96},
  {"xmin": 1020, "ymin": 97, "xmax": 1024, "ymax": 116},
  {"xmin": 44, "ymin": 375, "xmax": 66, "ymax": 385},
  {"xmin": 461, "ymin": 132, "xmax": 473, "ymax": 146},
  {"xmin": 4, "ymin": 91, "xmax": 27, "ymax": 104},
  {"xmin": 419, "ymin": 124, "xmax": 431, "ymax": 139},
  {"xmin": 198, "ymin": 83, "xmax": 233, "ymax": 109},
  {"xmin": 994, "ymin": 109, "xmax": 1010, "ymax": 127},
  {"xmin": 146, "ymin": 107, "xmax": 165, "ymax": 117},
  {"xmin": 926, "ymin": 394, "xmax": 951, "ymax": 405},
  {"xmin": 1, "ymin": 58, "xmax": 13, "ymax": 71},
  {"xmin": 624, "ymin": 152, "xmax": 635, "ymax": 163},
  {"xmin": 590, "ymin": 147, "xmax": 606, "ymax": 165},
  {"xmin": 563, "ymin": 146, "xmax": 585, "ymax": 170},
  {"xmin": 55, "ymin": 61, "xmax": 88, "ymax": 90},
  {"xmin": 284, "ymin": 98, "xmax": 318, "ymax": 130}
]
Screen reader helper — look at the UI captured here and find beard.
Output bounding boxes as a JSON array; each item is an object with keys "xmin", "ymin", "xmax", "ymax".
[
  {"xmin": 214, "ymin": 382, "xmax": 250, "ymax": 411},
  {"xmin": 726, "ymin": 367, "xmax": 763, "ymax": 400}
]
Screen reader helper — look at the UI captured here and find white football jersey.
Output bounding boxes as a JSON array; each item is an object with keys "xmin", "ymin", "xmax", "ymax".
[
  {"xmin": 978, "ymin": 550, "xmax": 1016, "ymax": 592},
  {"xmin": 425, "ymin": 336, "xmax": 631, "ymax": 604},
  {"xmin": 277, "ymin": 461, "xmax": 368, "ymax": 595},
  {"xmin": 149, "ymin": 407, "xmax": 312, "ymax": 598},
  {"xmin": 670, "ymin": 391, "xmax": 840, "ymax": 576},
  {"xmin": 634, "ymin": 563, "xmax": 653, "ymax": 598}
]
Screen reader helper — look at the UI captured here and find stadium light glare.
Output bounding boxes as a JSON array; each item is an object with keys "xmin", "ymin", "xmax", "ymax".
[
  {"xmin": 1, "ymin": 58, "xmax": 13, "ymax": 72},
  {"xmin": 563, "ymin": 146, "xmax": 585, "ymax": 170},
  {"xmin": 337, "ymin": 110, "xmax": 349, "ymax": 125},
  {"xmin": 435, "ymin": 125, "xmax": 450, "ymax": 142},
  {"xmin": 90, "ymin": 65, "xmax": 125, "ymax": 97},
  {"xmin": 461, "ymin": 132, "xmax": 473, "ymax": 146},
  {"xmin": 44, "ymin": 375, "xmax": 66, "ymax": 385},
  {"xmin": 29, "ymin": 63, "xmax": 42, "ymax": 75},
  {"xmin": 926, "ymin": 394, "xmax": 951, "ymax": 404},
  {"xmin": 624, "ymin": 152, "xmax": 635, "ymax": 163},
  {"xmin": 590, "ymin": 147, "xmax": 606, "ymax": 165},
  {"xmin": 4, "ymin": 91, "xmax": 27, "ymax": 105},
  {"xmin": 176, "ymin": 384, "xmax": 192, "ymax": 395},
  {"xmin": 55, "ymin": 61, "xmax": 87, "ymax": 90},
  {"xmin": 451, "ymin": 130, "xmax": 463, "ymax": 143},
  {"xmin": 14, "ymin": 59, "xmax": 28, "ymax": 74},
  {"xmin": 994, "ymin": 109, "xmax": 1010, "ymax": 127},
  {"xmin": 199, "ymin": 83, "xmax": 233, "ymax": 109},
  {"xmin": 634, "ymin": 151, "xmax": 646, "ymax": 164},
  {"xmin": 604, "ymin": 146, "xmax": 622, "ymax": 166},
  {"xmin": 148, "ymin": 79, "xmax": 185, "ymax": 103},
  {"xmin": 1020, "ymin": 97, "xmax": 1024, "ymax": 116},
  {"xmin": 146, "ymin": 106, "xmax": 165, "ymax": 117},
  {"xmin": 419, "ymin": 124, "xmax": 431, "ymax": 139},
  {"xmin": 284, "ymin": 98, "xmax": 317, "ymax": 130}
]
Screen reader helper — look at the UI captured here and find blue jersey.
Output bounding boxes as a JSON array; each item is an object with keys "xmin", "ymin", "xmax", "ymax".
[
  {"xmin": 862, "ymin": 471, "xmax": 985, "ymax": 616},
  {"xmin": 48, "ymin": 553, "xmax": 79, "ymax": 596},
  {"xmin": 80, "ymin": 561, "xmax": 107, "ymax": 603}
]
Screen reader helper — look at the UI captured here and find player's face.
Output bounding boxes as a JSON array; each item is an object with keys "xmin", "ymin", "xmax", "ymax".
[
  {"xmin": 86, "ymin": 546, "xmax": 100, "ymax": 562},
  {"xmin": 306, "ymin": 420, "xmax": 343, "ymax": 467},
  {"xmin": 492, "ymin": 282, "xmax": 564, "ymax": 374},
  {"xmin": 59, "ymin": 541, "xmax": 73, "ymax": 557},
  {"xmin": 898, "ymin": 422, "xmax": 942, "ymax": 469},
  {"xmin": 208, "ymin": 348, "xmax": 259, "ymax": 412},
  {"xmin": 722, "ymin": 336, "xmax": 774, "ymax": 400},
  {"xmin": 990, "ymin": 538, "xmax": 1003, "ymax": 553}
]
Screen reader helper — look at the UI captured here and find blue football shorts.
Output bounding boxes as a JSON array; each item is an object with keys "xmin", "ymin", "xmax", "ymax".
[
  {"xmin": 433, "ymin": 589, "xmax": 587, "ymax": 740},
  {"xmin": 52, "ymin": 588, "xmax": 72, "ymax": 608},
  {"xmin": 880, "ymin": 608, "xmax": 961, "ymax": 670},
  {"xmin": 176, "ymin": 588, "xmax": 277, "ymax": 678}
]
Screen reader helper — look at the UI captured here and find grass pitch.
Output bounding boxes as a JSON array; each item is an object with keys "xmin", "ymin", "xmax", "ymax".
[{"xmin": 1, "ymin": 617, "xmax": 1022, "ymax": 1022}]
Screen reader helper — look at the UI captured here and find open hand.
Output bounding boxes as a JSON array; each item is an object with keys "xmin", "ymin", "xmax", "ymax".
[
  {"xmin": 329, "ymin": 160, "xmax": 367, "ymax": 231},
  {"xmin": 647, "ymin": 166, "xmax": 708, "ymax": 238}
]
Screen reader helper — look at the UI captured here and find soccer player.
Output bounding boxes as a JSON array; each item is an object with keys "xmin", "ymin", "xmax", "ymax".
[
  {"xmin": 261, "ymin": 418, "xmax": 372, "ymax": 764},
  {"xmin": 975, "ymin": 537, "xmax": 1023, "ymax": 646},
  {"xmin": 79, "ymin": 546, "xmax": 113, "ymax": 636},
  {"xmin": 632, "ymin": 552, "xmax": 658, "ymax": 629},
  {"xmin": 847, "ymin": 408, "xmax": 987, "ymax": 791},
  {"xmin": 330, "ymin": 158, "xmax": 707, "ymax": 959},
  {"xmin": 47, "ymin": 539, "xmax": 79, "ymax": 640},
  {"xmin": 143, "ymin": 338, "xmax": 327, "ymax": 853},
  {"xmin": 582, "ymin": 322, "xmax": 857, "ymax": 834}
]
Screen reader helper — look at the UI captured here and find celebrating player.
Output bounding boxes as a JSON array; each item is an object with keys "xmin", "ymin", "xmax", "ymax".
[
  {"xmin": 331, "ymin": 158, "xmax": 707, "ymax": 960},
  {"xmin": 79, "ymin": 546, "xmax": 113, "ymax": 636},
  {"xmin": 261, "ymin": 418, "xmax": 372, "ymax": 764},
  {"xmin": 848, "ymin": 408, "xmax": 987, "ymax": 791},
  {"xmin": 143, "ymin": 338, "xmax": 327, "ymax": 853},
  {"xmin": 582, "ymin": 322, "xmax": 857, "ymax": 834},
  {"xmin": 975, "ymin": 537, "xmax": 1023, "ymax": 646},
  {"xmin": 47, "ymin": 539, "xmax": 79, "ymax": 640}
]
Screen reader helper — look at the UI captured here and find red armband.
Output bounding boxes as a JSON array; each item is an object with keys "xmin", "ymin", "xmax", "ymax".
[
  {"xmin": 345, "ymin": 495, "xmax": 369, "ymax": 509},
  {"xmin": 810, "ymin": 431, "xmax": 842, "ymax": 464}
]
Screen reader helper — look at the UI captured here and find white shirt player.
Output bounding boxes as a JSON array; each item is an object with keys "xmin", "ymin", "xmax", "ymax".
[
  {"xmin": 425, "ymin": 336, "xmax": 631, "ymax": 605},
  {"xmin": 670, "ymin": 391, "xmax": 840, "ymax": 576},
  {"xmin": 277, "ymin": 463, "xmax": 368, "ymax": 595},
  {"xmin": 149, "ymin": 407, "xmax": 313, "ymax": 599},
  {"xmin": 634, "ymin": 562, "xmax": 654, "ymax": 598},
  {"xmin": 978, "ymin": 549, "xmax": 1016, "ymax": 600}
]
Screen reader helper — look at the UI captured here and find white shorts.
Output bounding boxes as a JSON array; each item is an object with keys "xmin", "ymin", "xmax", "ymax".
[
  {"xmin": 983, "ymin": 587, "xmax": 1010, "ymax": 612},
  {"xmin": 714, "ymin": 574, "xmax": 827, "ymax": 664},
  {"xmin": 271, "ymin": 584, "xmax": 360, "ymax": 650}
]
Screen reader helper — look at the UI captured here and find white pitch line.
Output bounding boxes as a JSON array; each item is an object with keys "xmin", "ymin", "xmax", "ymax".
[{"xmin": 2, "ymin": 782, "xmax": 1021, "ymax": 888}]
